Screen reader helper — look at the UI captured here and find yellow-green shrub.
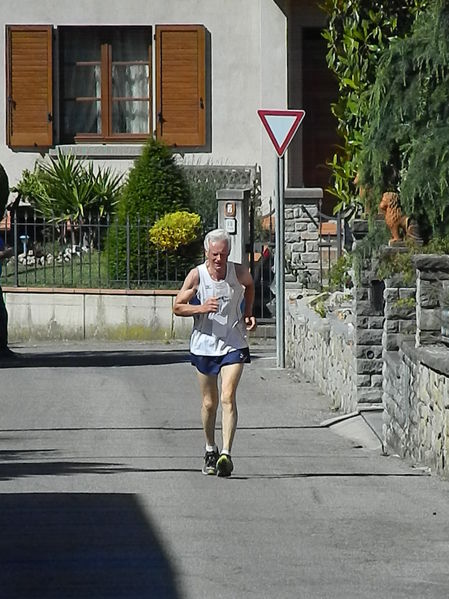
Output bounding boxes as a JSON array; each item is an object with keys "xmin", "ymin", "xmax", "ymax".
[{"xmin": 149, "ymin": 211, "xmax": 201, "ymax": 251}]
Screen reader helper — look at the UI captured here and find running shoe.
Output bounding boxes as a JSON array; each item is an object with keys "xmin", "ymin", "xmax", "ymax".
[
  {"xmin": 216, "ymin": 453, "xmax": 234, "ymax": 477},
  {"xmin": 202, "ymin": 448, "xmax": 219, "ymax": 475}
]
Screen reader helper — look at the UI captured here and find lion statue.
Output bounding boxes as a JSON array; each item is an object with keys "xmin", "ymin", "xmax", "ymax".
[{"xmin": 378, "ymin": 191, "xmax": 422, "ymax": 245}]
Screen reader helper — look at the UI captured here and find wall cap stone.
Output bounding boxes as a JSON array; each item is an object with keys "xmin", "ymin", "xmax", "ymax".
[
  {"xmin": 401, "ymin": 341, "xmax": 449, "ymax": 377},
  {"xmin": 413, "ymin": 254, "xmax": 449, "ymax": 273},
  {"xmin": 284, "ymin": 187, "xmax": 323, "ymax": 201}
]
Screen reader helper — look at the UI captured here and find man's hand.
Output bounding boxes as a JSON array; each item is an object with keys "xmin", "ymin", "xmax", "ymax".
[
  {"xmin": 202, "ymin": 296, "xmax": 219, "ymax": 314},
  {"xmin": 245, "ymin": 315, "xmax": 257, "ymax": 331}
]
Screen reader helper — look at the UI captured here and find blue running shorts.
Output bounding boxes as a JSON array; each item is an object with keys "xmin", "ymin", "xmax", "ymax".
[{"xmin": 190, "ymin": 348, "xmax": 251, "ymax": 375}]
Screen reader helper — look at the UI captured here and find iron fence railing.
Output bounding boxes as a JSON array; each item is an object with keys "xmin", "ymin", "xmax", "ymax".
[{"xmin": 0, "ymin": 209, "xmax": 198, "ymax": 289}]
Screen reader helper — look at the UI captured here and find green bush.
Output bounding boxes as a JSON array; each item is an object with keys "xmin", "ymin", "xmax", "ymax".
[
  {"xmin": 359, "ymin": 0, "xmax": 449, "ymax": 238},
  {"xmin": 107, "ymin": 137, "xmax": 195, "ymax": 284},
  {"xmin": 11, "ymin": 152, "xmax": 124, "ymax": 221},
  {"xmin": 321, "ymin": 0, "xmax": 429, "ymax": 215},
  {"xmin": 149, "ymin": 211, "xmax": 201, "ymax": 251},
  {"xmin": 186, "ymin": 176, "xmax": 218, "ymax": 233},
  {"xmin": 328, "ymin": 253, "xmax": 353, "ymax": 291}
]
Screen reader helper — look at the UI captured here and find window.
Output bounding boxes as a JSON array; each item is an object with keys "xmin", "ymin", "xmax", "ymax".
[
  {"xmin": 6, "ymin": 24, "xmax": 206, "ymax": 149},
  {"xmin": 60, "ymin": 26, "xmax": 152, "ymax": 141}
]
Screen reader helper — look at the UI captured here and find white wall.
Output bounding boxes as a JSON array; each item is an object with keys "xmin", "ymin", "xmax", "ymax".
[
  {"xmin": 5, "ymin": 288, "xmax": 193, "ymax": 341},
  {"xmin": 0, "ymin": 0, "xmax": 287, "ymax": 209}
]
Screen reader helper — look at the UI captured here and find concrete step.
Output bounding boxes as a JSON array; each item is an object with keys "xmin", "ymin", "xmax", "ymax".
[{"xmin": 249, "ymin": 321, "xmax": 276, "ymax": 339}]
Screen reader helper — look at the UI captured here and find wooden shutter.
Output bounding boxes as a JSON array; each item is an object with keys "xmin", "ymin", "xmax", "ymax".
[
  {"xmin": 6, "ymin": 25, "xmax": 53, "ymax": 148},
  {"xmin": 155, "ymin": 25, "xmax": 206, "ymax": 147}
]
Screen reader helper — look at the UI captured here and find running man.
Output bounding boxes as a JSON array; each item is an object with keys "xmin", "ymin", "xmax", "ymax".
[{"xmin": 173, "ymin": 229, "xmax": 256, "ymax": 477}]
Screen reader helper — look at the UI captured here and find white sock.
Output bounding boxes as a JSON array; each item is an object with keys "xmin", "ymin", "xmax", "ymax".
[
  {"xmin": 221, "ymin": 448, "xmax": 231, "ymax": 456},
  {"xmin": 206, "ymin": 444, "xmax": 217, "ymax": 452}
]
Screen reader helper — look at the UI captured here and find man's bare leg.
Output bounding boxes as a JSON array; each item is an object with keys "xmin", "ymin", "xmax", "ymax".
[
  {"xmin": 219, "ymin": 362, "xmax": 244, "ymax": 453},
  {"xmin": 197, "ymin": 372, "xmax": 219, "ymax": 447}
]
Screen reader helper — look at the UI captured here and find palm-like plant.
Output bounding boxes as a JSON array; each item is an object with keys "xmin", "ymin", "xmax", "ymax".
[{"xmin": 13, "ymin": 151, "xmax": 124, "ymax": 222}]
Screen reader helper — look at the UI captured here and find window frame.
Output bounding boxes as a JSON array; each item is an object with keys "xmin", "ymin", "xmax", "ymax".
[{"xmin": 59, "ymin": 25, "xmax": 153, "ymax": 144}]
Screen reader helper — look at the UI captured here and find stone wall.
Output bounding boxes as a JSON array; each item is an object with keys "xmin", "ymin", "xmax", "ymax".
[
  {"xmin": 285, "ymin": 241, "xmax": 449, "ymax": 477},
  {"xmin": 384, "ymin": 344, "xmax": 449, "ymax": 476},
  {"xmin": 286, "ymin": 295, "xmax": 357, "ymax": 413},
  {"xmin": 382, "ymin": 254, "xmax": 449, "ymax": 477}
]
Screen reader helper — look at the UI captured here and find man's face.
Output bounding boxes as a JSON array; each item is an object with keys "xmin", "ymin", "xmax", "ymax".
[{"xmin": 207, "ymin": 239, "xmax": 229, "ymax": 271}]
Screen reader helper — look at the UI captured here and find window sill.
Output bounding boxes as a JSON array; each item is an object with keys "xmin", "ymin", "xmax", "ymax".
[{"xmin": 49, "ymin": 144, "xmax": 145, "ymax": 159}]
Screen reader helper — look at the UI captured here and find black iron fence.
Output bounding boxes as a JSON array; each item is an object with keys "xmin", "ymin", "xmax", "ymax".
[{"xmin": 0, "ymin": 209, "xmax": 199, "ymax": 289}]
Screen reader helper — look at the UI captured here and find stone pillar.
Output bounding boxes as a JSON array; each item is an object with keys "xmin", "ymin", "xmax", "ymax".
[
  {"xmin": 283, "ymin": 187, "xmax": 323, "ymax": 289},
  {"xmin": 381, "ymin": 247, "xmax": 417, "ymax": 452},
  {"xmin": 381, "ymin": 247, "xmax": 417, "ymax": 353},
  {"xmin": 414, "ymin": 254, "xmax": 449, "ymax": 346},
  {"xmin": 353, "ymin": 256, "xmax": 384, "ymax": 405}
]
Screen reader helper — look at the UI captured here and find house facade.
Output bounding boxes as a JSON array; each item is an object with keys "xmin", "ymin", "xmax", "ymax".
[{"xmin": 0, "ymin": 0, "xmax": 336, "ymax": 213}]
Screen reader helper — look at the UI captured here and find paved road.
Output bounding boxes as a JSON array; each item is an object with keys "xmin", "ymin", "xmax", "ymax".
[{"xmin": 0, "ymin": 340, "xmax": 449, "ymax": 599}]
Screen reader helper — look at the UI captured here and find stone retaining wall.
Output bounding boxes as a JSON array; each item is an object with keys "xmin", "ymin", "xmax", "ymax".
[
  {"xmin": 382, "ymin": 254, "xmax": 449, "ymax": 477},
  {"xmin": 287, "ymin": 250, "xmax": 449, "ymax": 478},
  {"xmin": 286, "ymin": 296, "xmax": 357, "ymax": 413},
  {"xmin": 384, "ymin": 344, "xmax": 449, "ymax": 476}
]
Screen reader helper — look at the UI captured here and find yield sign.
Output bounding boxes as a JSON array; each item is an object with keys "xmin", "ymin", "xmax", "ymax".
[{"xmin": 258, "ymin": 109, "xmax": 305, "ymax": 157}]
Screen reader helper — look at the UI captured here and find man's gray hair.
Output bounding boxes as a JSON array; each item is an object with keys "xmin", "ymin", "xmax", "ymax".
[{"xmin": 204, "ymin": 229, "xmax": 231, "ymax": 253}]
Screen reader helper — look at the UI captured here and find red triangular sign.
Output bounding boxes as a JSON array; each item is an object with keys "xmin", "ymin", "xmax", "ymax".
[{"xmin": 258, "ymin": 109, "xmax": 306, "ymax": 157}]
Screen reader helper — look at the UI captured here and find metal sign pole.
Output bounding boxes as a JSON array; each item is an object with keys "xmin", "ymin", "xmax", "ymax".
[
  {"xmin": 275, "ymin": 155, "xmax": 285, "ymax": 368},
  {"xmin": 275, "ymin": 157, "xmax": 281, "ymax": 367},
  {"xmin": 279, "ymin": 155, "xmax": 285, "ymax": 368}
]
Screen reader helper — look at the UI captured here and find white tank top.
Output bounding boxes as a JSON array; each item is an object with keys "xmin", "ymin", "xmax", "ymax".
[{"xmin": 190, "ymin": 262, "xmax": 248, "ymax": 356}]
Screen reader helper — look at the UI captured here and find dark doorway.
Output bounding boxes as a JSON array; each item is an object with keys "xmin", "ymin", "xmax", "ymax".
[
  {"xmin": 288, "ymin": 26, "xmax": 339, "ymax": 215},
  {"xmin": 302, "ymin": 28, "xmax": 339, "ymax": 214}
]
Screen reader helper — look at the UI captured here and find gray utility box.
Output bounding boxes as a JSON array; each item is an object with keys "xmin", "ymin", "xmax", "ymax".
[{"xmin": 216, "ymin": 188, "xmax": 251, "ymax": 265}]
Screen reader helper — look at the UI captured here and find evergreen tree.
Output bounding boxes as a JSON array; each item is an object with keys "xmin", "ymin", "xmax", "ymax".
[
  {"xmin": 107, "ymin": 137, "xmax": 194, "ymax": 285},
  {"xmin": 321, "ymin": 0, "xmax": 429, "ymax": 214},
  {"xmin": 359, "ymin": 0, "xmax": 449, "ymax": 237}
]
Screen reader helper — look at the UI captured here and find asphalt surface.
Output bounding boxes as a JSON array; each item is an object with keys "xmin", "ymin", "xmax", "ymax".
[{"xmin": 0, "ymin": 340, "xmax": 449, "ymax": 598}]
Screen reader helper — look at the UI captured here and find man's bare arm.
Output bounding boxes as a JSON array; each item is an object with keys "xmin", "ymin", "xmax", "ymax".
[
  {"xmin": 173, "ymin": 268, "xmax": 219, "ymax": 317},
  {"xmin": 235, "ymin": 264, "xmax": 257, "ymax": 331}
]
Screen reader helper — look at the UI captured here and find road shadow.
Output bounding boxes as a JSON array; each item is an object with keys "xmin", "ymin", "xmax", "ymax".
[
  {"xmin": 0, "ymin": 449, "xmax": 200, "ymax": 481},
  {"xmin": 0, "ymin": 348, "xmax": 269, "ymax": 369},
  {"xmin": 0, "ymin": 349, "xmax": 191, "ymax": 369},
  {"xmin": 0, "ymin": 460, "xmax": 199, "ymax": 481},
  {"xmin": 0, "ymin": 493, "xmax": 182, "ymax": 598}
]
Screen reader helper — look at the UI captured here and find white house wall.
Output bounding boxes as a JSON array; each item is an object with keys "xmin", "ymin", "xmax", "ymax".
[{"xmin": 0, "ymin": 0, "xmax": 288, "ymax": 210}]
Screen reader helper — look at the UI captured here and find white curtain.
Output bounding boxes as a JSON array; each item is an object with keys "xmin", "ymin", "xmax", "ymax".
[{"xmin": 62, "ymin": 27, "xmax": 150, "ymax": 137}]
